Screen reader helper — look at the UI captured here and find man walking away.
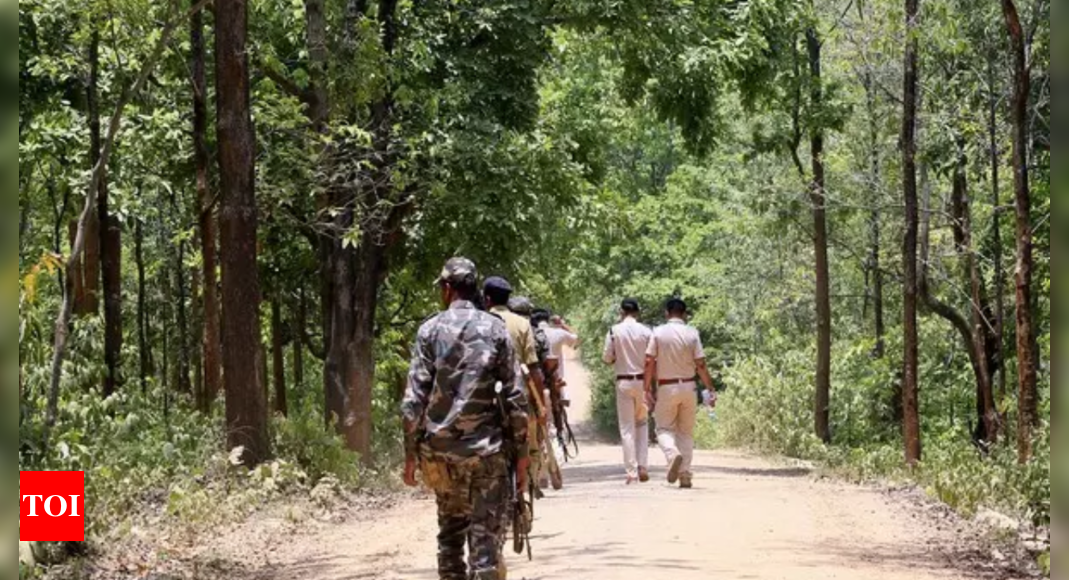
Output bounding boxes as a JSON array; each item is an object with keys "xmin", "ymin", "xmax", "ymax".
[
  {"xmin": 543, "ymin": 315, "xmax": 580, "ymax": 405},
  {"xmin": 643, "ymin": 298, "xmax": 716, "ymax": 489},
  {"xmin": 402, "ymin": 258, "xmax": 529, "ymax": 580},
  {"xmin": 484, "ymin": 278, "xmax": 549, "ymax": 496},
  {"xmin": 602, "ymin": 299, "xmax": 653, "ymax": 485}
]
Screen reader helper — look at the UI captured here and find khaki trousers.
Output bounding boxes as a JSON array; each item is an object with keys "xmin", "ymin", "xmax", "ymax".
[
  {"xmin": 616, "ymin": 379, "xmax": 649, "ymax": 478},
  {"xmin": 654, "ymin": 382, "xmax": 697, "ymax": 476}
]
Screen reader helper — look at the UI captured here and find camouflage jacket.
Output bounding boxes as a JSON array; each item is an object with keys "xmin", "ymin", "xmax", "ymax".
[
  {"xmin": 533, "ymin": 325, "xmax": 551, "ymax": 371},
  {"xmin": 402, "ymin": 301, "xmax": 529, "ymax": 462}
]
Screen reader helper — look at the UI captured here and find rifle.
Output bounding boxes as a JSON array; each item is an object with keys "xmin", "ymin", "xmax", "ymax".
[
  {"xmin": 496, "ymin": 383, "xmax": 532, "ymax": 560},
  {"xmin": 544, "ymin": 360, "xmax": 579, "ymax": 462}
]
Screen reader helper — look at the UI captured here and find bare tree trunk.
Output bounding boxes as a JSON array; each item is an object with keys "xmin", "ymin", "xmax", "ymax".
[
  {"xmin": 901, "ymin": 0, "xmax": 923, "ymax": 466},
  {"xmin": 191, "ymin": 264, "xmax": 204, "ymax": 403},
  {"xmin": 806, "ymin": 27, "xmax": 832, "ymax": 445},
  {"xmin": 864, "ymin": 70, "xmax": 886, "ymax": 360},
  {"xmin": 989, "ymin": 57, "xmax": 1008, "ymax": 402},
  {"xmin": 1002, "ymin": 0, "xmax": 1038, "ymax": 463},
  {"xmin": 136, "ymin": 220, "xmax": 149, "ymax": 394},
  {"xmin": 293, "ymin": 288, "xmax": 306, "ymax": 408},
  {"xmin": 303, "ymin": 0, "xmax": 341, "ymax": 429},
  {"xmin": 192, "ymin": 0, "xmax": 222, "ymax": 413},
  {"xmin": 99, "ymin": 168, "xmax": 122, "ymax": 399},
  {"xmin": 44, "ymin": 0, "xmax": 193, "ymax": 446},
  {"xmin": 272, "ymin": 299, "xmax": 288, "ymax": 417},
  {"xmin": 216, "ymin": 0, "xmax": 270, "ymax": 466},
  {"xmin": 175, "ymin": 240, "xmax": 193, "ymax": 395},
  {"xmin": 955, "ymin": 147, "xmax": 999, "ymax": 445},
  {"xmin": 80, "ymin": 32, "xmax": 103, "ymax": 318}
]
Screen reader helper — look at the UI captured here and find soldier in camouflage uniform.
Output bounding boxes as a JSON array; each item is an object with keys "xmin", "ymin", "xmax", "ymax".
[{"xmin": 402, "ymin": 258, "xmax": 530, "ymax": 580}]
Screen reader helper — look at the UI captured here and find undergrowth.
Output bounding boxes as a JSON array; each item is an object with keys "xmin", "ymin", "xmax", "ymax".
[{"xmin": 692, "ymin": 331, "xmax": 1051, "ymax": 532}]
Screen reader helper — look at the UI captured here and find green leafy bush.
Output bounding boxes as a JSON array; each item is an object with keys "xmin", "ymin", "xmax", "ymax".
[{"xmin": 699, "ymin": 333, "xmax": 1050, "ymax": 529}]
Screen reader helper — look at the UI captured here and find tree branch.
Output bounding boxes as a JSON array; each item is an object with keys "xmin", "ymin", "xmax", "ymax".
[{"xmin": 258, "ymin": 61, "xmax": 315, "ymax": 105}]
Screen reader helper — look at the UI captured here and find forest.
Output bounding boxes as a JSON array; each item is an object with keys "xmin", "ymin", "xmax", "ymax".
[{"xmin": 18, "ymin": 0, "xmax": 1049, "ymax": 576}]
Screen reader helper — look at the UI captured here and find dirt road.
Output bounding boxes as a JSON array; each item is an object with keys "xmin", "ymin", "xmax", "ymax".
[{"xmin": 239, "ymin": 352, "xmax": 1013, "ymax": 580}]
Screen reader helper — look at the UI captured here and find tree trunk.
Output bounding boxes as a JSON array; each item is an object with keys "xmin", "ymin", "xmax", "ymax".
[
  {"xmin": 80, "ymin": 31, "xmax": 103, "ymax": 318},
  {"xmin": 99, "ymin": 175, "xmax": 122, "ymax": 398},
  {"xmin": 293, "ymin": 288, "xmax": 306, "ymax": 408},
  {"xmin": 191, "ymin": 264, "xmax": 204, "ymax": 403},
  {"xmin": 989, "ymin": 57, "xmax": 1008, "ymax": 402},
  {"xmin": 272, "ymin": 299, "xmax": 288, "ymax": 417},
  {"xmin": 956, "ymin": 148, "xmax": 1000, "ymax": 445},
  {"xmin": 303, "ymin": 0, "xmax": 342, "ymax": 430},
  {"xmin": 864, "ymin": 70, "xmax": 886, "ymax": 360},
  {"xmin": 806, "ymin": 28, "xmax": 832, "ymax": 445},
  {"xmin": 216, "ymin": 0, "xmax": 270, "ymax": 466},
  {"xmin": 192, "ymin": 0, "xmax": 222, "ymax": 413},
  {"xmin": 901, "ymin": 0, "xmax": 922, "ymax": 466},
  {"xmin": 136, "ymin": 221, "xmax": 150, "ymax": 394},
  {"xmin": 175, "ymin": 240, "xmax": 193, "ymax": 395},
  {"xmin": 1002, "ymin": 0, "xmax": 1038, "ymax": 463}
]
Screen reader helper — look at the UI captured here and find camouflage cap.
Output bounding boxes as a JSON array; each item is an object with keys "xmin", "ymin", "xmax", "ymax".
[
  {"xmin": 437, "ymin": 257, "xmax": 478, "ymax": 287},
  {"xmin": 508, "ymin": 296, "xmax": 535, "ymax": 316}
]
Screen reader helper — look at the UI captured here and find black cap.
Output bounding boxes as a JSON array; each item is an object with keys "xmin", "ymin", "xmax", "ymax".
[
  {"xmin": 621, "ymin": 298, "xmax": 641, "ymax": 313},
  {"xmin": 665, "ymin": 297, "xmax": 687, "ymax": 314},
  {"xmin": 483, "ymin": 276, "xmax": 514, "ymax": 295}
]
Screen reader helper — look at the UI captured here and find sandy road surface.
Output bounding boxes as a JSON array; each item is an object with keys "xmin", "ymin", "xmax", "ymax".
[{"xmin": 238, "ymin": 352, "xmax": 1016, "ymax": 580}]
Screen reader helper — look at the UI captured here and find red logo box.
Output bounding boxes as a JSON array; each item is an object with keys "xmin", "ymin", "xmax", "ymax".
[{"xmin": 20, "ymin": 472, "xmax": 85, "ymax": 542}]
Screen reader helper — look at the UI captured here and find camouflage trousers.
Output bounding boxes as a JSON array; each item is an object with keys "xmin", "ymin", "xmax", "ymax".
[{"xmin": 435, "ymin": 453, "xmax": 509, "ymax": 580}]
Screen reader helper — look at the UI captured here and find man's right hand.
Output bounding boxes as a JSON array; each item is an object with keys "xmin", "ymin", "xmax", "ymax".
[{"xmin": 645, "ymin": 390, "xmax": 657, "ymax": 410}]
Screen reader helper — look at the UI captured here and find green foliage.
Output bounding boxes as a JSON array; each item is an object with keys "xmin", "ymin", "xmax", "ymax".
[{"xmin": 273, "ymin": 406, "xmax": 362, "ymax": 486}]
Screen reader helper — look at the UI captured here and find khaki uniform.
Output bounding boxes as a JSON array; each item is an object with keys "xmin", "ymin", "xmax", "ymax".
[
  {"xmin": 646, "ymin": 318, "xmax": 705, "ymax": 478},
  {"xmin": 489, "ymin": 306, "xmax": 546, "ymax": 486},
  {"xmin": 602, "ymin": 317, "xmax": 653, "ymax": 479}
]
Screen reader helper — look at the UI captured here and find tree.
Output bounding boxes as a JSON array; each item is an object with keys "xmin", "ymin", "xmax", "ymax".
[
  {"xmin": 215, "ymin": 0, "xmax": 269, "ymax": 466},
  {"xmin": 191, "ymin": 0, "xmax": 222, "ymax": 412},
  {"xmin": 805, "ymin": 25, "xmax": 832, "ymax": 445},
  {"xmin": 97, "ymin": 29, "xmax": 124, "ymax": 399},
  {"xmin": 1001, "ymin": 0, "xmax": 1038, "ymax": 463},
  {"xmin": 901, "ymin": 0, "xmax": 922, "ymax": 466}
]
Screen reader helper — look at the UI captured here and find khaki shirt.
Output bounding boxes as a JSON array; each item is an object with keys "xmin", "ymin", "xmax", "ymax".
[
  {"xmin": 646, "ymin": 319, "xmax": 705, "ymax": 381},
  {"xmin": 490, "ymin": 306, "xmax": 539, "ymax": 367},
  {"xmin": 602, "ymin": 317, "xmax": 653, "ymax": 377}
]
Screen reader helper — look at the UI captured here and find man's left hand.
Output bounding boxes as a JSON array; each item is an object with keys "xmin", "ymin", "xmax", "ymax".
[
  {"xmin": 517, "ymin": 457, "xmax": 531, "ymax": 491},
  {"xmin": 403, "ymin": 457, "xmax": 418, "ymax": 488}
]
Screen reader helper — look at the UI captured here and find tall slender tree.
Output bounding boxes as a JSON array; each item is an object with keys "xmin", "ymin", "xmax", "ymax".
[
  {"xmin": 901, "ymin": 0, "xmax": 923, "ymax": 466},
  {"xmin": 191, "ymin": 0, "xmax": 222, "ymax": 412},
  {"xmin": 1001, "ymin": 0, "xmax": 1038, "ymax": 463},
  {"xmin": 806, "ymin": 25, "xmax": 832, "ymax": 445},
  {"xmin": 215, "ymin": 0, "xmax": 269, "ymax": 466}
]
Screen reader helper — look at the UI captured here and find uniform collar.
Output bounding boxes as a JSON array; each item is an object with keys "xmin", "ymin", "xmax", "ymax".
[
  {"xmin": 622, "ymin": 316, "xmax": 639, "ymax": 324},
  {"xmin": 668, "ymin": 318, "xmax": 686, "ymax": 324},
  {"xmin": 489, "ymin": 305, "xmax": 510, "ymax": 315},
  {"xmin": 449, "ymin": 300, "xmax": 477, "ymax": 311}
]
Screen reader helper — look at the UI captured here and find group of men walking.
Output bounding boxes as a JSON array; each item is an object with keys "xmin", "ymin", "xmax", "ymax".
[
  {"xmin": 401, "ymin": 258, "xmax": 715, "ymax": 580},
  {"xmin": 400, "ymin": 257, "xmax": 582, "ymax": 580},
  {"xmin": 603, "ymin": 297, "xmax": 717, "ymax": 488}
]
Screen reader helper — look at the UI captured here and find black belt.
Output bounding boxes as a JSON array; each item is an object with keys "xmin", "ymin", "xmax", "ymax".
[
  {"xmin": 658, "ymin": 378, "xmax": 694, "ymax": 386},
  {"xmin": 616, "ymin": 374, "xmax": 644, "ymax": 381}
]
